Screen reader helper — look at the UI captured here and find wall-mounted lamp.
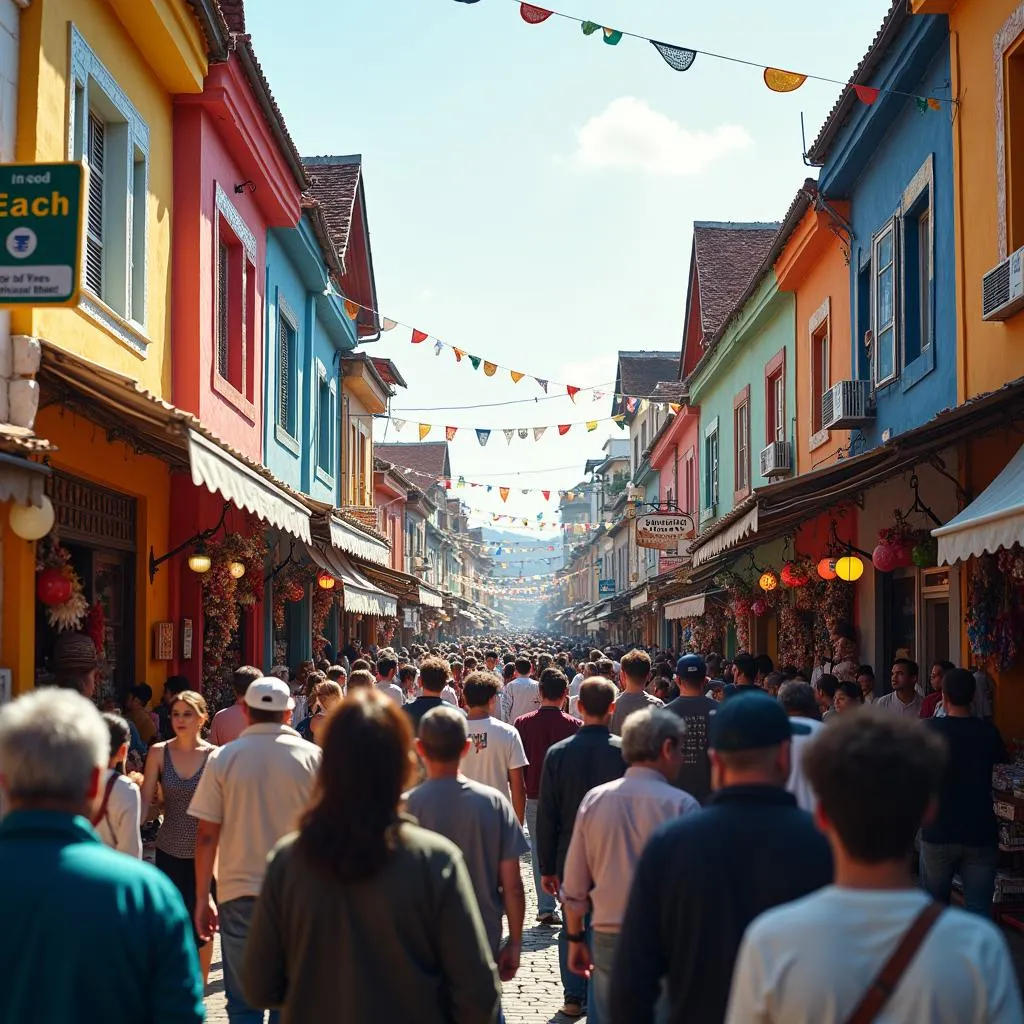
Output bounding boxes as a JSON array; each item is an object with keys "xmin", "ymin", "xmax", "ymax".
[
  {"xmin": 317, "ymin": 571, "xmax": 336, "ymax": 590},
  {"xmin": 228, "ymin": 561, "xmax": 246, "ymax": 579},
  {"xmin": 234, "ymin": 180, "xmax": 256, "ymax": 195},
  {"xmin": 149, "ymin": 503, "xmax": 229, "ymax": 583}
]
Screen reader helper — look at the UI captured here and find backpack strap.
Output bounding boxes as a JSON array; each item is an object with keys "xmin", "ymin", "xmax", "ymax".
[
  {"xmin": 90, "ymin": 772, "xmax": 119, "ymax": 828},
  {"xmin": 843, "ymin": 902, "xmax": 943, "ymax": 1024}
]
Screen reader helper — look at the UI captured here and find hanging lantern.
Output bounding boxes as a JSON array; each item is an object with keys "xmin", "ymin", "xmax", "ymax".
[
  {"xmin": 751, "ymin": 598, "xmax": 768, "ymax": 616},
  {"xmin": 892, "ymin": 542, "xmax": 913, "ymax": 568},
  {"xmin": 817, "ymin": 557, "xmax": 837, "ymax": 581},
  {"xmin": 188, "ymin": 544, "xmax": 212, "ymax": 574},
  {"xmin": 759, "ymin": 571, "xmax": 779, "ymax": 592},
  {"xmin": 780, "ymin": 562, "xmax": 809, "ymax": 588},
  {"xmin": 9, "ymin": 495, "xmax": 55, "ymax": 541},
  {"xmin": 835, "ymin": 555, "xmax": 865, "ymax": 582},
  {"xmin": 228, "ymin": 561, "xmax": 246, "ymax": 579},
  {"xmin": 317, "ymin": 571, "xmax": 336, "ymax": 590},
  {"xmin": 872, "ymin": 544, "xmax": 897, "ymax": 573},
  {"xmin": 36, "ymin": 566, "xmax": 72, "ymax": 606}
]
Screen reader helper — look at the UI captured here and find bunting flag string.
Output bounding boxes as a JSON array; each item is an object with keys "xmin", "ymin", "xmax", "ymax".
[
  {"xmin": 381, "ymin": 459, "xmax": 612, "ymax": 499},
  {"xmin": 450, "ymin": 0, "xmax": 954, "ymax": 108}
]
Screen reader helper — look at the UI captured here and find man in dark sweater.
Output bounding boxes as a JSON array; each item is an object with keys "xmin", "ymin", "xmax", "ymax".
[
  {"xmin": 403, "ymin": 656, "xmax": 464, "ymax": 731},
  {"xmin": 537, "ymin": 677, "xmax": 625, "ymax": 1018},
  {"xmin": 610, "ymin": 691, "xmax": 832, "ymax": 1024}
]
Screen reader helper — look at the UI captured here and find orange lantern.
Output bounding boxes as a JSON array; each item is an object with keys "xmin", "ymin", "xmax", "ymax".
[{"xmin": 817, "ymin": 557, "xmax": 837, "ymax": 581}]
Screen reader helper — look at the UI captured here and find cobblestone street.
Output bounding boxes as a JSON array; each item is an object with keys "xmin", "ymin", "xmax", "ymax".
[{"xmin": 204, "ymin": 849, "xmax": 574, "ymax": 1023}]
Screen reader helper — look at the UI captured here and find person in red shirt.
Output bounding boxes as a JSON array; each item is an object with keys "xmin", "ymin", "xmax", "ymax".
[
  {"xmin": 921, "ymin": 660, "xmax": 954, "ymax": 719},
  {"xmin": 515, "ymin": 667, "xmax": 581, "ymax": 925}
]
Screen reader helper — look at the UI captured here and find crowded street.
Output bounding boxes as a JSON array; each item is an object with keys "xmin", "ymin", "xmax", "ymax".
[{"xmin": 6, "ymin": 0, "xmax": 1024, "ymax": 1021}]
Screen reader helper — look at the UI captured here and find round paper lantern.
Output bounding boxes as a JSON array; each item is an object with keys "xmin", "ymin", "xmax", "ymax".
[
  {"xmin": 817, "ymin": 557, "xmax": 838, "ymax": 581},
  {"xmin": 317, "ymin": 571, "xmax": 336, "ymax": 590},
  {"xmin": 9, "ymin": 495, "xmax": 55, "ymax": 541},
  {"xmin": 835, "ymin": 555, "xmax": 865, "ymax": 582},
  {"xmin": 759, "ymin": 571, "xmax": 779, "ymax": 592},
  {"xmin": 37, "ymin": 566, "xmax": 72, "ymax": 606},
  {"xmin": 872, "ymin": 543, "xmax": 897, "ymax": 573},
  {"xmin": 188, "ymin": 548, "xmax": 212, "ymax": 574},
  {"xmin": 751, "ymin": 598, "xmax": 768, "ymax": 616},
  {"xmin": 780, "ymin": 562, "xmax": 809, "ymax": 588},
  {"xmin": 228, "ymin": 561, "xmax": 246, "ymax": 579}
]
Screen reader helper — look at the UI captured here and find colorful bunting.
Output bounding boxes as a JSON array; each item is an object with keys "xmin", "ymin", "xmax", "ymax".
[
  {"xmin": 763, "ymin": 67, "xmax": 807, "ymax": 93},
  {"xmin": 928, "ymin": 97, "xmax": 941, "ymax": 111},
  {"xmin": 669, "ymin": 403, "xmax": 682, "ymax": 415},
  {"xmin": 469, "ymin": 356, "xmax": 482, "ymax": 371},
  {"xmin": 566, "ymin": 385, "xmax": 580, "ymax": 401},
  {"xmin": 453, "ymin": 347, "xmax": 465, "ymax": 362},
  {"xmin": 343, "ymin": 299, "xmax": 360, "ymax": 319},
  {"xmin": 418, "ymin": 423, "xmax": 432, "ymax": 440},
  {"xmin": 651, "ymin": 40, "xmax": 696, "ymax": 72},
  {"xmin": 916, "ymin": 97, "xmax": 929, "ymax": 113},
  {"xmin": 602, "ymin": 27, "xmax": 622, "ymax": 45},
  {"xmin": 457, "ymin": 475, "xmax": 466, "ymax": 487},
  {"xmin": 581, "ymin": 20, "xmax": 599, "ymax": 35},
  {"xmin": 536, "ymin": 379, "xmax": 549, "ymax": 393},
  {"xmin": 853, "ymin": 84, "xmax": 879, "ymax": 106},
  {"xmin": 381, "ymin": 318, "xmax": 398, "ymax": 331},
  {"xmin": 392, "ymin": 419, "xmax": 406, "ymax": 432},
  {"xmin": 476, "ymin": 429, "xmax": 491, "ymax": 446},
  {"xmin": 433, "ymin": 341, "xmax": 443, "ymax": 355},
  {"xmin": 446, "ymin": 426, "xmax": 458, "ymax": 441},
  {"xmin": 533, "ymin": 427, "xmax": 547, "ymax": 441},
  {"xmin": 586, "ymin": 420, "xmax": 598, "ymax": 432},
  {"xmin": 626, "ymin": 397, "xmax": 639, "ymax": 414},
  {"xmin": 500, "ymin": 487, "xmax": 511, "ymax": 502},
  {"xmin": 411, "ymin": 328, "xmax": 428, "ymax": 344},
  {"xmin": 503, "ymin": 428, "xmax": 515, "ymax": 444},
  {"xmin": 542, "ymin": 490, "xmax": 551, "ymax": 501},
  {"xmin": 483, "ymin": 361, "xmax": 498, "ymax": 376},
  {"xmin": 510, "ymin": 370, "xmax": 524, "ymax": 383},
  {"xmin": 518, "ymin": 428, "xmax": 528, "ymax": 439},
  {"xmin": 558, "ymin": 424, "xmax": 571, "ymax": 436},
  {"xmin": 638, "ymin": 398, "xmax": 650, "ymax": 413},
  {"xmin": 520, "ymin": 3, "xmax": 551, "ymax": 23}
]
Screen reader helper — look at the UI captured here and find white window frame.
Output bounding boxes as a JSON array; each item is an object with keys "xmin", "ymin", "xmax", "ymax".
[
  {"xmin": 274, "ymin": 294, "xmax": 299, "ymax": 450},
  {"xmin": 68, "ymin": 26, "xmax": 151, "ymax": 354},
  {"xmin": 808, "ymin": 297, "xmax": 831, "ymax": 451},
  {"xmin": 871, "ymin": 217, "xmax": 899, "ymax": 388},
  {"xmin": 314, "ymin": 362, "xmax": 337, "ymax": 484},
  {"xmin": 703, "ymin": 417, "xmax": 719, "ymax": 512},
  {"xmin": 900, "ymin": 154, "xmax": 935, "ymax": 368}
]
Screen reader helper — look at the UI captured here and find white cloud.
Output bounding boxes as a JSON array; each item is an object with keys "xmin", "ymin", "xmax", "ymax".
[{"xmin": 573, "ymin": 97, "xmax": 753, "ymax": 177}]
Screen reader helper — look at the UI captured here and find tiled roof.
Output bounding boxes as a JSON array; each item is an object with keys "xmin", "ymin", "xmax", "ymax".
[
  {"xmin": 616, "ymin": 352, "xmax": 679, "ymax": 397},
  {"xmin": 807, "ymin": 0, "xmax": 907, "ymax": 164},
  {"xmin": 303, "ymin": 156, "xmax": 361, "ymax": 269},
  {"xmin": 375, "ymin": 442, "xmax": 451, "ymax": 483},
  {"xmin": 217, "ymin": 0, "xmax": 245, "ymax": 31},
  {"xmin": 370, "ymin": 357, "xmax": 407, "ymax": 390},
  {"xmin": 185, "ymin": 0, "xmax": 229, "ymax": 59},
  {"xmin": 692, "ymin": 223, "xmax": 780, "ymax": 338},
  {"xmin": 650, "ymin": 381, "xmax": 687, "ymax": 403}
]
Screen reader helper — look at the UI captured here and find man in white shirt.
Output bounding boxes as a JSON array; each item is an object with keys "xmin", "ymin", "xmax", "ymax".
[
  {"xmin": 462, "ymin": 671, "xmax": 528, "ymax": 824},
  {"xmin": 726, "ymin": 709, "xmax": 1023, "ymax": 1024},
  {"xmin": 874, "ymin": 658, "xmax": 924, "ymax": 717},
  {"xmin": 375, "ymin": 655, "xmax": 405, "ymax": 707},
  {"xmin": 777, "ymin": 680, "xmax": 825, "ymax": 812},
  {"xmin": 562, "ymin": 708, "xmax": 699, "ymax": 1022},
  {"xmin": 189, "ymin": 677, "xmax": 321, "ymax": 1022},
  {"xmin": 500, "ymin": 656, "xmax": 541, "ymax": 725}
]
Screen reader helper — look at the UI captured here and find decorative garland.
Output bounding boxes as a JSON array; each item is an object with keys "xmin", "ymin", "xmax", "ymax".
[
  {"xmin": 777, "ymin": 603, "xmax": 815, "ymax": 672},
  {"xmin": 967, "ymin": 549, "xmax": 1024, "ymax": 671},
  {"xmin": 273, "ymin": 563, "xmax": 313, "ymax": 632},
  {"xmin": 36, "ymin": 533, "xmax": 89, "ymax": 632},
  {"xmin": 311, "ymin": 586, "xmax": 339, "ymax": 661}
]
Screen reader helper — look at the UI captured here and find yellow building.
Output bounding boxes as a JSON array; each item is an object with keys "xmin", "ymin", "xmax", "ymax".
[{"xmin": 3, "ymin": 0, "xmax": 224, "ymax": 694}]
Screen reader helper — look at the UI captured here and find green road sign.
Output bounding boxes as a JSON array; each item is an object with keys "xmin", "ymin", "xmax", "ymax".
[{"xmin": 0, "ymin": 162, "xmax": 84, "ymax": 307}]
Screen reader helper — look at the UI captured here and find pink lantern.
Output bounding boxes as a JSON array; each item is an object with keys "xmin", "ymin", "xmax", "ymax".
[
  {"xmin": 751, "ymin": 598, "xmax": 768, "ymax": 617},
  {"xmin": 37, "ymin": 567, "xmax": 72, "ymax": 607},
  {"xmin": 871, "ymin": 543, "xmax": 897, "ymax": 573}
]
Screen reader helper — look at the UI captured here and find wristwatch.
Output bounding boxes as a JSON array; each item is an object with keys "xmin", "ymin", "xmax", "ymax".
[{"xmin": 564, "ymin": 932, "xmax": 586, "ymax": 943}]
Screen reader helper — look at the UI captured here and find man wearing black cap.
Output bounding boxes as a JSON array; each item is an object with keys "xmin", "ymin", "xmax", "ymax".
[
  {"xmin": 663, "ymin": 654, "xmax": 717, "ymax": 803},
  {"xmin": 610, "ymin": 691, "xmax": 833, "ymax": 1024}
]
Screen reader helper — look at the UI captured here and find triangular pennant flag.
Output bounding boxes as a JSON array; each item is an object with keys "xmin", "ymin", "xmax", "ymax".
[
  {"xmin": 446, "ymin": 426, "xmax": 458, "ymax": 441},
  {"xmin": 523, "ymin": 490, "xmax": 531, "ymax": 496},
  {"xmin": 411, "ymin": 328, "xmax": 428, "ymax": 344},
  {"xmin": 626, "ymin": 397, "xmax": 639, "ymax": 413},
  {"xmin": 763, "ymin": 67, "xmax": 807, "ymax": 93},
  {"xmin": 916, "ymin": 97, "xmax": 929, "ymax": 113},
  {"xmin": 548, "ymin": 545, "xmax": 555, "ymax": 551},
  {"xmin": 542, "ymin": 490, "xmax": 551, "ymax": 501},
  {"xmin": 443, "ymin": 478, "xmax": 452, "ymax": 490},
  {"xmin": 433, "ymin": 341, "xmax": 443, "ymax": 355},
  {"xmin": 602, "ymin": 27, "xmax": 622, "ymax": 45},
  {"xmin": 853, "ymin": 84, "xmax": 879, "ymax": 106},
  {"xmin": 533, "ymin": 427, "xmax": 547, "ymax": 441},
  {"xmin": 457, "ymin": 475, "xmax": 466, "ymax": 487},
  {"xmin": 638, "ymin": 398, "xmax": 650, "ymax": 413},
  {"xmin": 558, "ymin": 424, "xmax": 572, "ymax": 436},
  {"xmin": 927, "ymin": 97, "xmax": 942, "ymax": 111},
  {"xmin": 613, "ymin": 414, "xmax": 626, "ymax": 428},
  {"xmin": 452, "ymin": 347, "xmax": 465, "ymax": 362},
  {"xmin": 469, "ymin": 356, "xmax": 482, "ymax": 371},
  {"xmin": 510, "ymin": 370, "xmax": 525, "ymax": 383},
  {"xmin": 586, "ymin": 420, "xmax": 598, "ymax": 432},
  {"xmin": 487, "ymin": 485, "xmax": 493, "ymax": 493},
  {"xmin": 500, "ymin": 487, "xmax": 510, "ymax": 503},
  {"xmin": 651, "ymin": 40, "xmax": 697, "ymax": 72},
  {"xmin": 669, "ymin": 402, "xmax": 682, "ymax": 414},
  {"xmin": 392, "ymin": 418, "xmax": 406, "ymax": 432},
  {"xmin": 476, "ymin": 428, "xmax": 491, "ymax": 446},
  {"xmin": 483, "ymin": 361, "xmax": 498, "ymax": 376},
  {"xmin": 503, "ymin": 428, "xmax": 515, "ymax": 445},
  {"xmin": 536, "ymin": 512, "xmax": 543, "ymax": 520},
  {"xmin": 522, "ymin": 519, "xmax": 529, "ymax": 527},
  {"xmin": 381, "ymin": 318, "xmax": 398, "ymax": 331},
  {"xmin": 581, "ymin": 21, "xmax": 600, "ymax": 35},
  {"xmin": 518, "ymin": 428, "xmax": 529, "ymax": 439},
  {"xmin": 594, "ymin": 390, "xmax": 605, "ymax": 401},
  {"xmin": 567, "ymin": 385, "xmax": 580, "ymax": 401},
  {"xmin": 520, "ymin": 3, "xmax": 552, "ymax": 23},
  {"xmin": 418, "ymin": 423, "xmax": 431, "ymax": 440},
  {"xmin": 536, "ymin": 378, "xmax": 549, "ymax": 393},
  {"xmin": 343, "ymin": 299, "xmax": 360, "ymax": 320}
]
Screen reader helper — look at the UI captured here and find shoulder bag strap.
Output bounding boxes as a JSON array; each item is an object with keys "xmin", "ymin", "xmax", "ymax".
[
  {"xmin": 90, "ymin": 772, "xmax": 119, "ymax": 828},
  {"xmin": 844, "ymin": 902, "xmax": 943, "ymax": 1024}
]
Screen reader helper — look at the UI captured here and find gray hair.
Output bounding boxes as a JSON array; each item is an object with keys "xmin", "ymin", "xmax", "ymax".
[
  {"xmin": 0, "ymin": 688, "xmax": 108, "ymax": 804},
  {"xmin": 621, "ymin": 708, "xmax": 686, "ymax": 765},
  {"xmin": 418, "ymin": 705, "xmax": 469, "ymax": 763}
]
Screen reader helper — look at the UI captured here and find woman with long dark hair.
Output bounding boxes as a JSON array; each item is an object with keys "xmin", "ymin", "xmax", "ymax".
[{"xmin": 243, "ymin": 690, "xmax": 500, "ymax": 1023}]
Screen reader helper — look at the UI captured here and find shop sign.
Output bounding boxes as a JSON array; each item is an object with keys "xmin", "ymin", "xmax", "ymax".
[
  {"xmin": 0, "ymin": 162, "xmax": 84, "ymax": 306},
  {"xmin": 658, "ymin": 554, "xmax": 686, "ymax": 574},
  {"xmin": 635, "ymin": 511, "xmax": 696, "ymax": 550},
  {"xmin": 153, "ymin": 622, "xmax": 174, "ymax": 661},
  {"xmin": 598, "ymin": 578, "xmax": 616, "ymax": 596}
]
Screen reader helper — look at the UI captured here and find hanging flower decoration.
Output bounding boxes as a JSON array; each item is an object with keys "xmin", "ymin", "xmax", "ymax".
[
  {"xmin": 85, "ymin": 602, "xmax": 106, "ymax": 661},
  {"xmin": 777, "ymin": 603, "xmax": 814, "ymax": 671},
  {"xmin": 36, "ymin": 533, "xmax": 88, "ymax": 632},
  {"xmin": 780, "ymin": 562, "xmax": 810, "ymax": 588},
  {"xmin": 312, "ymin": 585, "xmax": 339, "ymax": 661},
  {"xmin": 273, "ymin": 563, "xmax": 314, "ymax": 632}
]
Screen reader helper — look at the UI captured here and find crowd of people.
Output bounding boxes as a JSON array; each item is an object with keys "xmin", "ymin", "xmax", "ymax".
[{"xmin": 0, "ymin": 626, "xmax": 1022, "ymax": 1023}]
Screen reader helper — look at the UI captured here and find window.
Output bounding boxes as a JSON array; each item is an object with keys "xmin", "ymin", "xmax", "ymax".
[
  {"xmin": 734, "ymin": 386, "xmax": 751, "ymax": 498},
  {"xmin": 633, "ymin": 435, "xmax": 640, "ymax": 473},
  {"xmin": 1005, "ymin": 36, "xmax": 1024, "ymax": 252},
  {"xmin": 684, "ymin": 449, "xmax": 696, "ymax": 515},
  {"xmin": 641, "ymin": 419, "xmax": 648, "ymax": 454},
  {"xmin": 70, "ymin": 27, "xmax": 150, "ymax": 337},
  {"xmin": 872, "ymin": 220, "xmax": 898, "ymax": 386},
  {"xmin": 765, "ymin": 350, "xmax": 785, "ymax": 445},
  {"xmin": 276, "ymin": 310, "xmax": 297, "ymax": 437},
  {"xmin": 900, "ymin": 157, "xmax": 934, "ymax": 372},
  {"xmin": 703, "ymin": 421, "xmax": 719, "ymax": 512},
  {"xmin": 315, "ymin": 370, "xmax": 334, "ymax": 478},
  {"xmin": 809, "ymin": 300, "xmax": 831, "ymax": 441}
]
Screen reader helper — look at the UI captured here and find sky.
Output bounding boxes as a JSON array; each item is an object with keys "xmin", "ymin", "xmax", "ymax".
[{"xmin": 246, "ymin": 0, "xmax": 894, "ymax": 542}]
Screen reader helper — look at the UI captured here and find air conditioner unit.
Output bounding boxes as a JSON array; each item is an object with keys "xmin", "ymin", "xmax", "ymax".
[
  {"xmin": 983, "ymin": 245, "xmax": 1024, "ymax": 321},
  {"xmin": 699, "ymin": 504, "xmax": 717, "ymax": 526},
  {"xmin": 822, "ymin": 380, "xmax": 874, "ymax": 430},
  {"xmin": 759, "ymin": 441, "xmax": 792, "ymax": 478}
]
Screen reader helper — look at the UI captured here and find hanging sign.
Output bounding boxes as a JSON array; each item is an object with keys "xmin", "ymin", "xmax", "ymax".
[
  {"xmin": 598, "ymin": 578, "xmax": 616, "ymax": 596},
  {"xmin": 635, "ymin": 511, "xmax": 696, "ymax": 550}
]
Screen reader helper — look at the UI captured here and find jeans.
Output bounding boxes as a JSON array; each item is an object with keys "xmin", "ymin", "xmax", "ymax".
[
  {"xmin": 525, "ymin": 799, "xmax": 556, "ymax": 916},
  {"xmin": 919, "ymin": 841, "xmax": 999, "ymax": 917},
  {"xmin": 559, "ymin": 921, "xmax": 588, "ymax": 1004},
  {"xmin": 219, "ymin": 896, "xmax": 280, "ymax": 1024},
  {"xmin": 589, "ymin": 930, "xmax": 618, "ymax": 1024}
]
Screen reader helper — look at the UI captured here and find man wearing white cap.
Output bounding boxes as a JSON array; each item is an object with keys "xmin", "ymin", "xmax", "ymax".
[{"xmin": 189, "ymin": 677, "xmax": 321, "ymax": 1023}]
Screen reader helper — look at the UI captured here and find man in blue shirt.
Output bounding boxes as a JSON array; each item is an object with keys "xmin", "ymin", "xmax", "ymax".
[{"xmin": 0, "ymin": 687, "xmax": 203, "ymax": 1023}]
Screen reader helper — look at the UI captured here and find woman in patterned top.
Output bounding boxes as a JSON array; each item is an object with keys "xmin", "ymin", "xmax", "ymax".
[{"xmin": 140, "ymin": 690, "xmax": 216, "ymax": 984}]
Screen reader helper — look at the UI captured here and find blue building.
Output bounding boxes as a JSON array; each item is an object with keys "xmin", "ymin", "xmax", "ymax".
[{"xmin": 809, "ymin": 7, "xmax": 955, "ymax": 450}]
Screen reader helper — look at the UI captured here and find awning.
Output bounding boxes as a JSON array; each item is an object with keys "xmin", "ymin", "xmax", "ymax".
[
  {"xmin": 305, "ymin": 543, "xmax": 397, "ymax": 617},
  {"xmin": 933, "ymin": 442, "xmax": 1024, "ymax": 565},
  {"xmin": 0, "ymin": 452, "xmax": 50, "ymax": 507},
  {"xmin": 630, "ymin": 587, "xmax": 649, "ymax": 610},
  {"xmin": 189, "ymin": 431, "xmax": 311, "ymax": 543},
  {"xmin": 419, "ymin": 586, "xmax": 444, "ymax": 609},
  {"xmin": 692, "ymin": 506, "xmax": 758, "ymax": 566},
  {"xmin": 328, "ymin": 513, "xmax": 390, "ymax": 567},
  {"xmin": 664, "ymin": 593, "xmax": 706, "ymax": 620}
]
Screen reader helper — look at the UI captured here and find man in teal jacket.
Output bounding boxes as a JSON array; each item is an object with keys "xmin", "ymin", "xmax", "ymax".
[{"xmin": 0, "ymin": 686, "xmax": 203, "ymax": 1023}]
